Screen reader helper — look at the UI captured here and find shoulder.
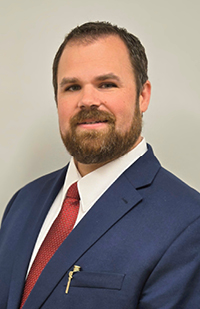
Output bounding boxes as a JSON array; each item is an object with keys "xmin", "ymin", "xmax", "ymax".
[
  {"xmin": 137, "ymin": 151, "xmax": 200, "ymax": 231},
  {"xmin": 126, "ymin": 143, "xmax": 200, "ymax": 221},
  {"xmin": 22, "ymin": 165, "xmax": 68, "ymax": 190},
  {"xmin": 153, "ymin": 165, "xmax": 200, "ymax": 203},
  {"xmin": 2, "ymin": 165, "xmax": 68, "ymax": 223},
  {"xmin": 138, "ymin": 143, "xmax": 199, "ymax": 199}
]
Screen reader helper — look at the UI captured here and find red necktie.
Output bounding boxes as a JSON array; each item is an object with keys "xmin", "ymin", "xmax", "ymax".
[{"xmin": 20, "ymin": 182, "xmax": 80, "ymax": 308}]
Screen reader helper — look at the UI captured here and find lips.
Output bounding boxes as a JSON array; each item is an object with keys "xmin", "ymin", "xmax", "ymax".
[
  {"xmin": 78, "ymin": 119, "xmax": 108, "ymax": 125},
  {"xmin": 70, "ymin": 109, "xmax": 116, "ymax": 129}
]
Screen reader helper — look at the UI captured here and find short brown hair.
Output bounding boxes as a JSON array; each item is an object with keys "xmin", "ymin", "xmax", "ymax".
[{"xmin": 52, "ymin": 21, "xmax": 148, "ymax": 100}]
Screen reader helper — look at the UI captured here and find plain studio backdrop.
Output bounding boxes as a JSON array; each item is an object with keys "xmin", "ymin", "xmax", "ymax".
[{"xmin": 0, "ymin": 0, "xmax": 200, "ymax": 220}]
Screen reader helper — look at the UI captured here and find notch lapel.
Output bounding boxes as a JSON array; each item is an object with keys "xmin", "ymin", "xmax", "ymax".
[
  {"xmin": 22, "ymin": 173, "xmax": 142, "ymax": 309},
  {"xmin": 7, "ymin": 167, "xmax": 67, "ymax": 309}
]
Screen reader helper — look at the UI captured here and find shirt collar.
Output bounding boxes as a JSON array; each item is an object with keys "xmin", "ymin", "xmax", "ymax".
[{"xmin": 63, "ymin": 138, "xmax": 147, "ymax": 214}]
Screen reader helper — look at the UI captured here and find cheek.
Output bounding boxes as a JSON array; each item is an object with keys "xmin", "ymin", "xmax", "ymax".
[
  {"xmin": 57, "ymin": 95, "xmax": 79, "ymax": 130},
  {"xmin": 107, "ymin": 90, "xmax": 136, "ymax": 129},
  {"xmin": 57, "ymin": 105, "xmax": 72, "ymax": 132},
  {"xmin": 112, "ymin": 102, "xmax": 135, "ymax": 132}
]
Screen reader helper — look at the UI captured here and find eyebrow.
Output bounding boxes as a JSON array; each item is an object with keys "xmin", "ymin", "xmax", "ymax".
[
  {"xmin": 59, "ymin": 77, "xmax": 79, "ymax": 89},
  {"xmin": 95, "ymin": 73, "xmax": 121, "ymax": 83},
  {"xmin": 59, "ymin": 73, "xmax": 122, "ymax": 89}
]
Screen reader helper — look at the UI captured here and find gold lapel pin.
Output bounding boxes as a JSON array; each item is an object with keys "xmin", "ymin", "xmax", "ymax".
[{"xmin": 65, "ymin": 265, "xmax": 81, "ymax": 294}]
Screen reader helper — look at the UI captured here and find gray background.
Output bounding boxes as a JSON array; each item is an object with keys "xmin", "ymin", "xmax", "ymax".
[{"xmin": 1, "ymin": 0, "xmax": 200, "ymax": 220}]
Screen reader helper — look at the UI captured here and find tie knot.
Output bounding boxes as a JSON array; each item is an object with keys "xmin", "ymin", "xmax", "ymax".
[{"xmin": 66, "ymin": 182, "xmax": 80, "ymax": 200}]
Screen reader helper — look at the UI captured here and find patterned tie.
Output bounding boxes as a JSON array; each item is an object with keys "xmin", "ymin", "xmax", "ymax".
[{"xmin": 20, "ymin": 182, "xmax": 80, "ymax": 308}]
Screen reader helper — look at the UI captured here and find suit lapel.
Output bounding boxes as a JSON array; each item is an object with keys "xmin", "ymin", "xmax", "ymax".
[
  {"xmin": 7, "ymin": 166, "xmax": 67, "ymax": 309},
  {"xmin": 23, "ymin": 173, "xmax": 143, "ymax": 308},
  {"xmin": 125, "ymin": 144, "xmax": 161, "ymax": 189}
]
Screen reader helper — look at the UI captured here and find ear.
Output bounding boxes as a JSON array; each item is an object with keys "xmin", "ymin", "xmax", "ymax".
[{"xmin": 139, "ymin": 80, "xmax": 151, "ymax": 113}]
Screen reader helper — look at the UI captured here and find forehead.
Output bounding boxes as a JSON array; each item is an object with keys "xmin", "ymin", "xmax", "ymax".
[{"xmin": 57, "ymin": 35, "xmax": 135, "ymax": 81}]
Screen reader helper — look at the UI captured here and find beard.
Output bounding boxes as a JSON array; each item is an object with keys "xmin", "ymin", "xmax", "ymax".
[{"xmin": 60, "ymin": 103, "xmax": 142, "ymax": 164}]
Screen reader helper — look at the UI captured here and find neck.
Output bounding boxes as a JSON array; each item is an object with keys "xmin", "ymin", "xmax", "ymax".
[{"xmin": 74, "ymin": 160, "xmax": 107, "ymax": 177}]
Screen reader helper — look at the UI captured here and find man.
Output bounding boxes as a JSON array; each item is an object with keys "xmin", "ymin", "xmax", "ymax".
[{"xmin": 0, "ymin": 21, "xmax": 200, "ymax": 309}]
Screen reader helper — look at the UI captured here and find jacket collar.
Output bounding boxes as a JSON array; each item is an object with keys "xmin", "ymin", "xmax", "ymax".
[{"xmin": 125, "ymin": 144, "xmax": 161, "ymax": 189}]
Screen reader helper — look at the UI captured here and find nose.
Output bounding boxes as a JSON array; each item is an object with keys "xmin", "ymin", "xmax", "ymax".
[{"xmin": 77, "ymin": 86, "xmax": 101, "ymax": 109}]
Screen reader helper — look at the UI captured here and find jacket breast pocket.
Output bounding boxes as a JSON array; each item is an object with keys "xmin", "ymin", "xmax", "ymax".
[{"xmin": 70, "ymin": 271, "xmax": 125, "ymax": 290}]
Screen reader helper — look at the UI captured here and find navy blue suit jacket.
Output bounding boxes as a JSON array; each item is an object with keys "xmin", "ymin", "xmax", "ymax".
[{"xmin": 1, "ymin": 145, "xmax": 200, "ymax": 308}]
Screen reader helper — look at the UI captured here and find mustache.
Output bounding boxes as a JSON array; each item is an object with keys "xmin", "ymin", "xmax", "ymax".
[{"xmin": 70, "ymin": 108, "xmax": 116, "ymax": 126}]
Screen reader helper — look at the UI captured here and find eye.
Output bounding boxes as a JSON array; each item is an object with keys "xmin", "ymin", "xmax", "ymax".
[
  {"xmin": 65, "ymin": 84, "xmax": 81, "ymax": 92},
  {"xmin": 100, "ymin": 82, "xmax": 117, "ymax": 89}
]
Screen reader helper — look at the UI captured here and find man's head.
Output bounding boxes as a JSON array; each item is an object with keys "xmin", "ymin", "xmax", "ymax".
[
  {"xmin": 53, "ymin": 21, "xmax": 148, "ymax": 101},
  {"xmin": 53, "ymin": 22, "xmax": 151, "ymax": 175}
]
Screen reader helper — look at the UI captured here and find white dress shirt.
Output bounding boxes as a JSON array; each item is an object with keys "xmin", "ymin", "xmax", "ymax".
[{"xmin": 27, "ymin": 138, "xmax": 147, "ymax": 273}]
